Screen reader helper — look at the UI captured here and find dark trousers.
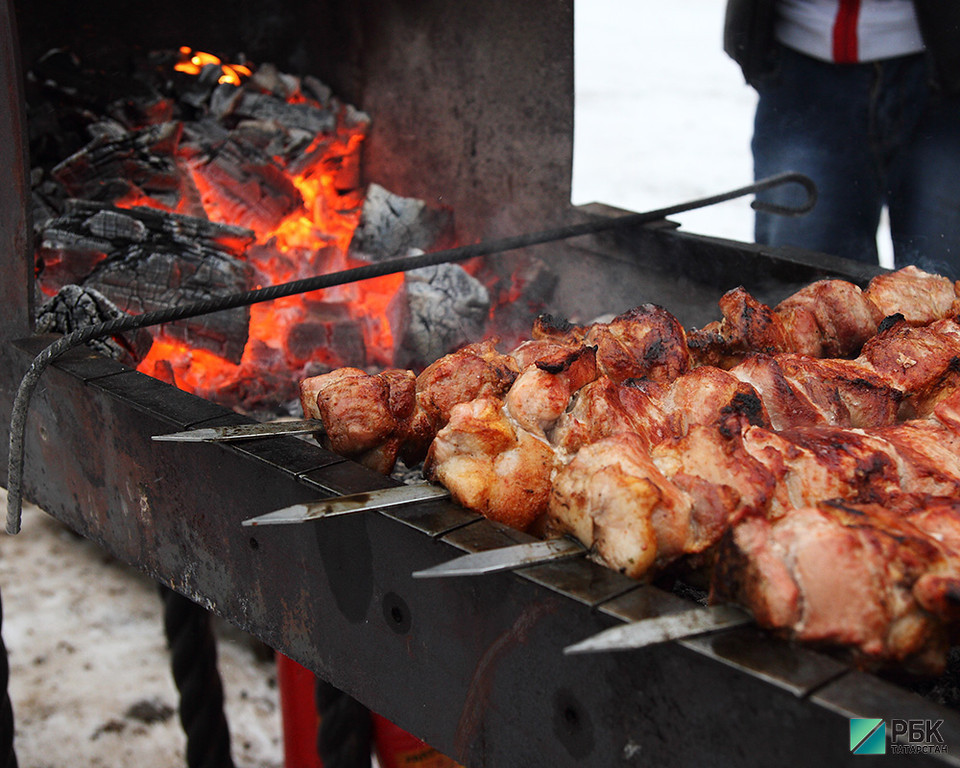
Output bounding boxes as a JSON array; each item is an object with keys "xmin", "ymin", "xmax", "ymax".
[{"xmin": 752, "ymin": 44, "xmax": 960, "ymax": 277}]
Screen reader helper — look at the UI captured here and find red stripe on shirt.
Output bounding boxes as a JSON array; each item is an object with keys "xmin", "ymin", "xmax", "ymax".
[{"xmin": 833, "ymin": 0, "xmax": 862, "ymax": 62}]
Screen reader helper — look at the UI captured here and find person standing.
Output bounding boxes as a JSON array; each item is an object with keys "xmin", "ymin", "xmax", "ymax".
[{"xmin": 724, "ymin": 0, "xmax": 960, "ymax": 276}]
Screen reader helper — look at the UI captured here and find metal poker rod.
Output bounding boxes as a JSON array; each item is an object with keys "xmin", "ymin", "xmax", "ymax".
[{"xmin": 5, "ymin": 171, "xmax": 815, "ymax": 534}]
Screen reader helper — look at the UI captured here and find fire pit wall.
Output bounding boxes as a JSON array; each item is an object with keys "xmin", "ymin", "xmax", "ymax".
[{"xmin": 14, "ymin": 0, "xmax": 574, "ymax": 268}]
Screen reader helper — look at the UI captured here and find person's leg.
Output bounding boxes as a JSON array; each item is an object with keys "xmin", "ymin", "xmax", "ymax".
[
  {"xmin": 752, "ymin": 46, "xmax": 884, "ymax": 265},
  {"xmin": 882, "ymin": 57, "xmax": 960, "ymax": 278}
]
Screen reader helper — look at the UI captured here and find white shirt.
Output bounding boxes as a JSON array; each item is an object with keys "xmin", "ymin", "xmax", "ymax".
[{"xmin": 775, "ymin": 0, "xmax": 925, "ymax": 63}]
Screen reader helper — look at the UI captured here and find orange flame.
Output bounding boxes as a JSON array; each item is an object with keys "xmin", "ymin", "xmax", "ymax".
[
  {"xmin": 129, "ymin": 50, "xmax": 404, "ymax": 408},
  {"xmin": 174, "ymin": 47, "xmax": 252, "ymax": 86}
]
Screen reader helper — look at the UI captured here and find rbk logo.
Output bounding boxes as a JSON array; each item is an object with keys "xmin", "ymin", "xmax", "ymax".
[{"xmin": 850, "ymin": 718, "xmax": 886, "ymax": 755}]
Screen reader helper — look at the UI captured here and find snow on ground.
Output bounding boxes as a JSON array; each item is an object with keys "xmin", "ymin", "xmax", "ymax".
[{"xmin": 0, "ymin": 490, "xmax": 284, "ymax": 768}]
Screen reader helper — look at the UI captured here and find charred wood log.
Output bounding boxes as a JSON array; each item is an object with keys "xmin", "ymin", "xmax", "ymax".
[
  {"xmin": 390, "ymin": 259, "xmax": 491, "ymax": 369},
  {"xmin": 349, "ymin": 183, "xmax": 454, "ymax": 262},
  {"xmin": 50, "ymin": 121, "xmax": 186, "ymax": 210},
  {"xmin": 35, "ymin": 284, "xmax": 153, "ymax": 364},
  {"xmin": 37, "ymin": 202, "xmax": 256, "ymax": 363},
  {"xmin": 181, "ymin": 132, "xmax": 303, "ymax": 234}
]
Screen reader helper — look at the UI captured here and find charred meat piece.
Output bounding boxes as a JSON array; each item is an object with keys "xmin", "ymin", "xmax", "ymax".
[
  {"xmin": 740, "ymin": 425, "xmax": 902, "ymax": 515},
  {"xmin": 650, "ymin": 425, "xmax": 777, "ymax": 525},
  {"xmin": 550, "ymin": 376, "xmax": 671, "ymax": 457},
  {"xmin": 731, "ymin": 354, "xmax": 901, "ymax": 430},
  {"xmin": 874, "ymin": 420, "xmax": 960, "ymax": 498},
  {"xmin": 731, "ymin": 355, "xmax": 835, "ymax": 430},
  {"xmin": 863, "ymin": 265, "xmax": 959, "ymax": 326},
  {"xmin": 298, "ymin": 366, "xmax": 415, "ymax": 474},
  {"xmin": 688, "ymin": 287, "xmax": 792, "ymax": 368},
  {"xmin": 713, "ymin": 500, "xmax": 960, "ymax": 674},
  {"xmin": 548, "ymin": 426, "xmax": 773, "ymax": 579},
  {"xmin": 300, "ymin": 367, "xmax": 396, "ymax": 455},
  {"xmin": 505, "ymin": 345, "xmax": 599, "ymax": 437},
  {"xmin": 856, "ymin": 317, "xmax": 960, "ymax": 419},
  {"xmin": 658, "ymin": 364, "xmax": 771, "ymax": 437},
  {"xmin": 583, "ymin": 304, "xmax": 690, "ymax": 383},
  {"xmin": 425, "ymin": 344, "xmax": 600, "ymax": 530},
  {"xmin": 546, "ymin": 433, "xmax": 696, "ymax": 578},
  {"xmin": 298, "ymin": 339, "xmax": 519, "ymax": 473},
  {"xmin": 773, "ymin": 354, "xmax": 901, "ymax": 428},
  {"xmin": 401, "ymin": 339, "xmax": 520, "ymax": 464},
  {"xmin": 774, "ymin": 278, "xmax": 882, "ymax": 358},
  {"xmin": 688, "ymin": 267, "xmax": 960, "ymax": 369}
]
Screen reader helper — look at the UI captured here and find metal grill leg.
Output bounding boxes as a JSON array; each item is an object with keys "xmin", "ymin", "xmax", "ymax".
[{"xmin": 160, "ymin": 586, "xmax": 234, "ymax": 768}]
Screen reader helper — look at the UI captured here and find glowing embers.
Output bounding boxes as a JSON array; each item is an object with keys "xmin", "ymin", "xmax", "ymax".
[
  {"xmin": 29, "ymin": 46, "xmax": 481, "ymax": 412},
  {"xmin": 174, "ymin": 46, "xmax": 252, "ymax": 86}
]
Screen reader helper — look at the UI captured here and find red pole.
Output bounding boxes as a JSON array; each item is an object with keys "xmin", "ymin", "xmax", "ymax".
[{"xmin": 276, "ymin": 653, "xmax": 323, "ymax": 768}]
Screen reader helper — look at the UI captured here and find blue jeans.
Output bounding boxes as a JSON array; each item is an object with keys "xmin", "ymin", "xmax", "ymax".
[{"xmin": 752, "ymin": 44, "xmax": 960, "ymax": 278}]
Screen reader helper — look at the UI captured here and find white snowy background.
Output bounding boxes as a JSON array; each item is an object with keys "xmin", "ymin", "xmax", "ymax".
[
  {"xmin": 572, "ymin": 0, "xmax": 758, "ymax": 242},
  {"xmin": 0, "ymin": 2, "xmax": 892, "ymax": 767}
]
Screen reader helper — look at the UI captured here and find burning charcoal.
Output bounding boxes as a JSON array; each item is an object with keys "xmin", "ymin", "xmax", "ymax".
[
  {"xmin": 209, "ymin": 84, "xmax": 244, "ymax": 120},
  {"xmin": 183, "ymin": 135, "xmax": 302, "ymax": 233},
  {"xmin": 302, "ymin": 76, "xmax": 333, "ymax": 106},
  {"xmin": 35, "ymin": 284, "xmax": 152, "ymax": 363},
  {"xmin": 349, "ymin": 184, "xmax": 454, "ymax": 262},
  {"xmin": 84, "ymin": 209, "xmax": 148, "ymax": 242},
  {"xmin": 82, "ymin": 242, "xmax": 253, "ymax": 364},
  {"xmin": 46, "ymin": 200, "xmax": 255, "ymax": 257},
  {"xmin": 86, "ymin": 119, "xmax": 132, "ymax": 143},
  {"xmin": 38, "ymin": 202, "xmax": 256, "ymax": 363},
  {"xmin": 31, "ymin": 168, "xmax": 65, "ymax": 230},
  {"xmin": 50, "ymin": 121, "xmax": 185, "ymax": 208},
  {"xmin": 247, "ymin": 62, "xmax": 301, "ymax": 101},
  {"xmin": 178, "ymin": 64, "xmax": 227, "ymax": 111},
  {"xmin": 390, "ymin": 259, "xmax": 491, "ymax": 368},
  {"xmin": 230, "ymin": 91, "xmax": 337, "ymax": 136},
  {"xmin": 482, "ymin": 255, "xmax": 559, "ymax": 349}
]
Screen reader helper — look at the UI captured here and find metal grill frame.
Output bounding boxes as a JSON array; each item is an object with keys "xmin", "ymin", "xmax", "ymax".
[{"xmin": 2, "ymin": 2, "xmax": 960, "ymax": 765}]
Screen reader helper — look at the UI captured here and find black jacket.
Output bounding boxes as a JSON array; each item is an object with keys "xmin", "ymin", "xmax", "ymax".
[{"xmin": 723, "ymin": 0, "xmax": 960, "ymax": 93}]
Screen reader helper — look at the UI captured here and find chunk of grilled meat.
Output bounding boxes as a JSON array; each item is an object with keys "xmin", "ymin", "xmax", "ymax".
[
  {"xmin": 689, "ymin": 266, "xmax": 960, "ymax": 368},
  {"xmin": 863, "ymin": 265, "xmax": 959, "ymax": 326},
  {"xmin": 550, "ymin": 376, "xmax": 671, "ymax": 458},
  {"xmin": 546, "ymin": 433, "xmax": 697, "ymax": 578},
  {"xmin": 775, "ymin": 278, "xmax": 883, "ymax": 358},
  {"xmin": 773, "ymin": 355, "xmax": 902, "ymax": 428},
  {"xmin": 856, "ymin": 317, "xmax": 960, "ymax": 419},
  {"xmin": 874, "ymin": 420, "xmax": 960, "ymax": 498},
  {"xmin": 658, "ymin": 364, "xmax": 771, "ymax": 437},
  {"xmin": 406, "ymin": 339, "xmax": 520, "ymax": 460},
  {"xmin": 551, "ymin": 365, "xmax": 770, "ymax": 459},
  {"xmin": 532, "ymin": 304, "xmax": 691, "ymax": 383},
  {"xmin": 730, "ymin": 354, "xmax": 902, "ymax": 431},
  {"xmin": 740, "ymin": 425, "xmax": 903, "ymax": 516},
  {"xmin": 547, "ymin": 426, "xmax": 776, "ymax": 578},
  {"xmin": 299, "ymin": 367, "xmax": 408, "ymax": 474},
  {"xmin": 299, "ymin": 340, "xmax": 519, "ymax": 473},
  {"xmin": 713, "ymin": 499, "xmax": 960, "ymax": 674},
  {"xmin": 423, "ymin": 397, "xmax": 556, "ymax": 532},
  {"xmin": 688, "ymin": 286, "xmax": 794, "ymax": 368},
  {"xmin": 583, "ymin": 304, "xmax": 690, "ymax": 383},
  {"xmin": 505, "ymin": 345, "xmax": 599, "ymax": 437},
  {"xmin": 423, "ymin": 342, "xmax": 604, "ymax": 531}
]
